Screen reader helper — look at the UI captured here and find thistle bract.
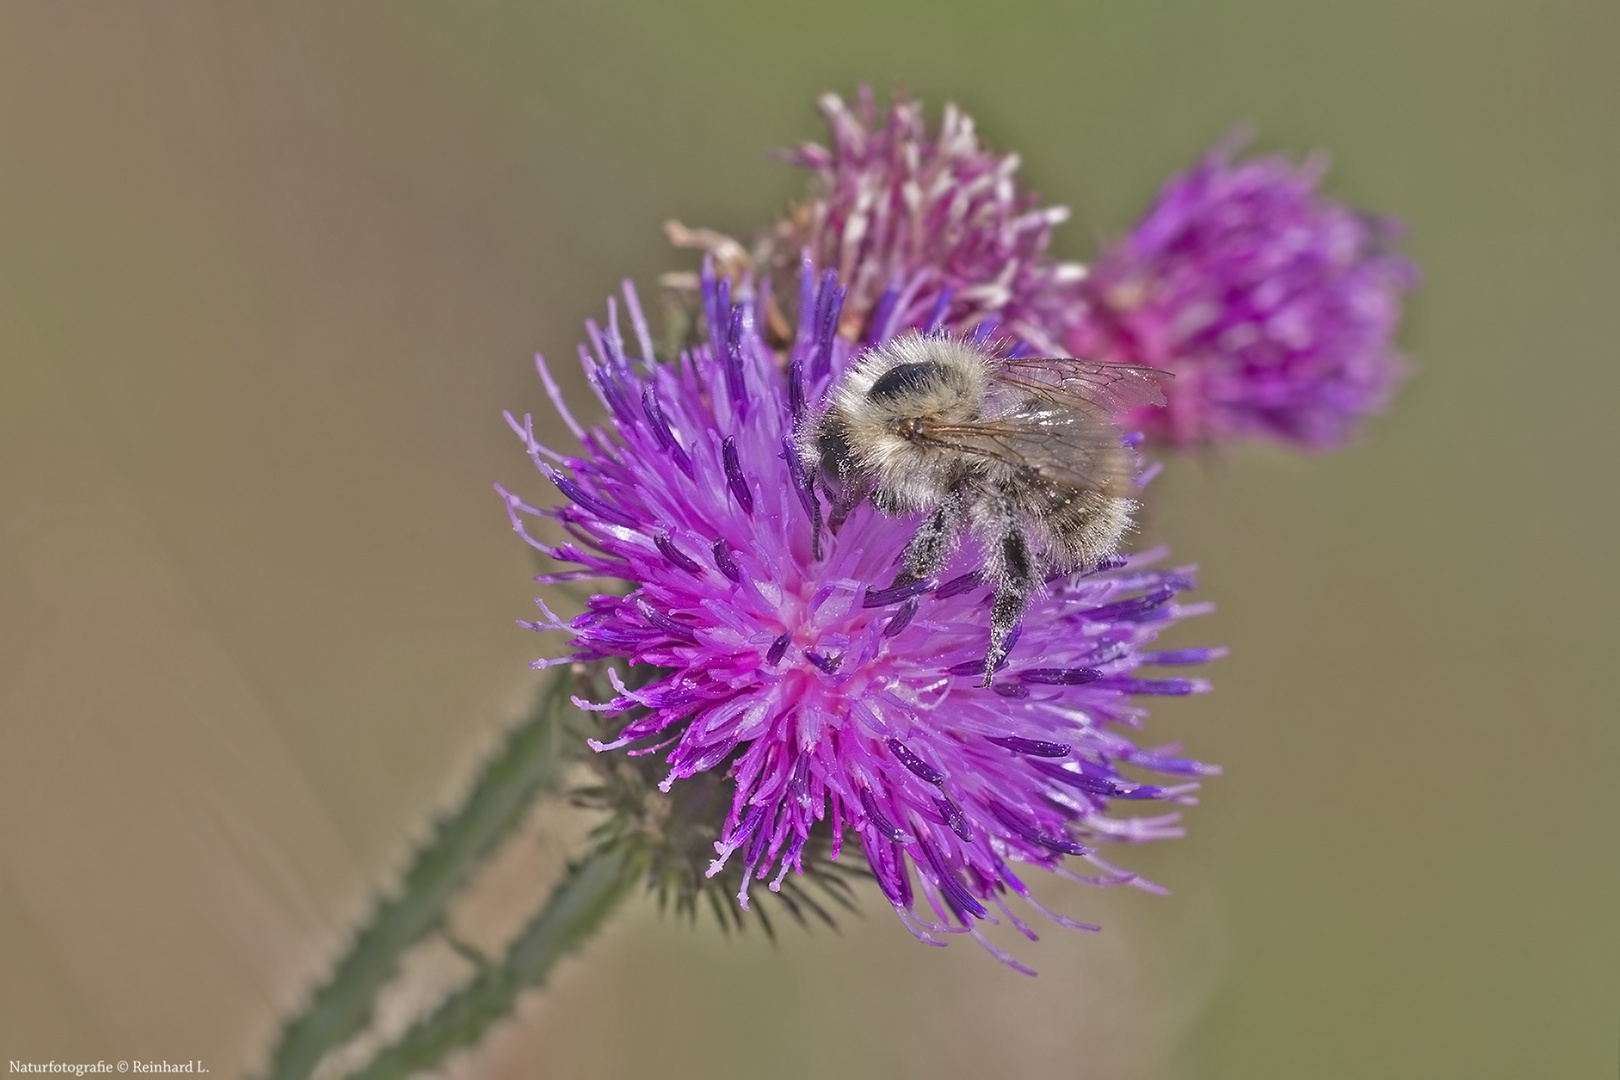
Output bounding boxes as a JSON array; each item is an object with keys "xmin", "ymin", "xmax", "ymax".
[
  {"xmin": 499, "ymin": 263, "xmax": 1220, "ymax": 969},
  {"xmin": 1075, "ymin": 133, "xmax": 1417, "ymax": 449}
]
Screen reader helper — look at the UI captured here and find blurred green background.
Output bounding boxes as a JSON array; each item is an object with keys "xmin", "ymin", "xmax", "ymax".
[{"xmin": 1, "ymin": 3, "xmax": 1615, "ymax": 1078}]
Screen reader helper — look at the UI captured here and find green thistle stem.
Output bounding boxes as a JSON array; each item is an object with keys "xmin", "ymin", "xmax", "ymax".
[
  {"xmin": 261, "ymin": 670, "xmax": 581, "ymax": 1080},
  {"xmin": 342, "ymin": 843, "xmax": 640, "ymax": 1080}
]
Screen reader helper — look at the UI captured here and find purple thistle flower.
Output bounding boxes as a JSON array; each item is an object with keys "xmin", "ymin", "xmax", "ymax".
[
  {"xmin": 1073, "ymin": 132, "xmax": 1417, "ymax": 450},
  {"xmin": 498, "ymin": 263, "xmax": 1221, "ymax": 970},
  {"xmin": 761, "ymin": 87, "xmax": 1088, "ymax": 355}
]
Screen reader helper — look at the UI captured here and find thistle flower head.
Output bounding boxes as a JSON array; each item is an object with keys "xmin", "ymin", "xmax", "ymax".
[
  {"xmin": 498, "ymin": 264, "xmax": 1220, "ymax": 970},
  {"xmin": 761, "ymin": 87, "xmax": 1087, "ymax": 355},
  {"xmin": 1074, "ymin": 132, "xmax": 1417, "ymax": 450}
]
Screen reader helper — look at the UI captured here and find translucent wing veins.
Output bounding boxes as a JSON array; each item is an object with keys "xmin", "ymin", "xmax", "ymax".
[{"xmin": 993, "ymin": 357, "xmax": 1169, "ymax": 413}]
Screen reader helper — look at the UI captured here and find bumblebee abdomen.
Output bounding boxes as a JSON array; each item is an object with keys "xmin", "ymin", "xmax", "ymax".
[{"xmin": 1039, "ymin": 488, "xmax": 1134, "ymax": 571}]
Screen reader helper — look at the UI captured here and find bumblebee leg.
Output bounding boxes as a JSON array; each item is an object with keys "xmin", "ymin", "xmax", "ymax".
[
  {"xmin": 805, "ymin": 473, "xmax": 824, "ymax": 562},
  {"xmin": 813, "ymin": 415, "xmax": 870, "ymax": 535},
  {"xmin": 896, "ymin": 492, "xmax": 966, "ymax": 584},
  {"xmin": 827, "ymin": 468, "xmax": 877, "ymax": 535},
  {"xmin": 983, "ymin": 524, "xmax": 1035, "ymax": 687}
]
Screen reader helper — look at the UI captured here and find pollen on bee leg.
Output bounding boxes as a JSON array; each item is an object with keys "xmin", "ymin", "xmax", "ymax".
[{"xmin": 981, "ymin": 602, "xmax": 1028, "ymax": 685}]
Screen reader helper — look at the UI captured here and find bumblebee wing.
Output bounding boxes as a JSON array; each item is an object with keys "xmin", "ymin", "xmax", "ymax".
[
  {"xmin": 993, "ymin": 357, "xmax": 1169, "ymax": 415},
  {"xmin": 919, "ymin": 406, "xmax": 1141, "ymax": 498}
]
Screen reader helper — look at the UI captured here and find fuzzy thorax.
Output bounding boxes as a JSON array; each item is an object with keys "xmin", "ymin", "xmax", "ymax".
[{"xmin": 801, "ymin": 333, "xmax": 992, "ymax": 515}]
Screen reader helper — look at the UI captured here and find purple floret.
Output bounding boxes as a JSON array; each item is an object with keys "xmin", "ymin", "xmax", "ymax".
[
  {"xmin": 499, "ymin": 263, "xmax": 1221, "ymax": 970},
  {"xmin": 1073, "ymin": 132, "xmax": 1417, "ymax": 449}
]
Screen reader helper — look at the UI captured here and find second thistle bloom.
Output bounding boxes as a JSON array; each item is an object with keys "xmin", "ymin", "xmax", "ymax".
[
  {"xmin": 760, "ymin": 88, "xmax": 1088, "ymax": 354},
  {"xmin": 758, "ymin": 92, "xmax": 1415, "ymax": 452},
  {"xmin": 1074, "ymin": 133, "xmax": 1417, "ymax": 450},
  {"xmin": 500, "ymin": 264, "xmax": 1220, "ymax": 968}
]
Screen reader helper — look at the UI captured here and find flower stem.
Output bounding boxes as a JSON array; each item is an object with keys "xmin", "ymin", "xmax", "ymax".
[
  {"xmin": 341, "ymin": 843, "xmax": 640, "ymax": 1080},
  {"xmin": 261, "ymin": 670, "xmax": 582, "ymax": 1080}
]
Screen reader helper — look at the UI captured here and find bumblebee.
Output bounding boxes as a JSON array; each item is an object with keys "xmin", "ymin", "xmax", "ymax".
[{"xmin": 798, "ymin": 331, "xmax": 1166, "ymax": 685}]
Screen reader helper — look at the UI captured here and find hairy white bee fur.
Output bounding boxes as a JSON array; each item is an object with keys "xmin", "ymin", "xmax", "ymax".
[{"xmin": 819, "ymin": 333, "xmax": 993, "ymax": 515}]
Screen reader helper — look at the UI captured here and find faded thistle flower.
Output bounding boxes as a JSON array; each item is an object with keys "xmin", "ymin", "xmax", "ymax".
[
  {"xmin": 672, "ymin": 87, "xmax": 1088, "ymax": 357},
  {"xmin": 497, "ymin": 262, "xmax": 1220, "ymax": 970},
  {"xmin": 676, "ymin": 91, "xmax": 1413, "ymax": 453},
  {"xmin": 1073, "ymin": 132, "xmax": 1417, "ymax": 450}
]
